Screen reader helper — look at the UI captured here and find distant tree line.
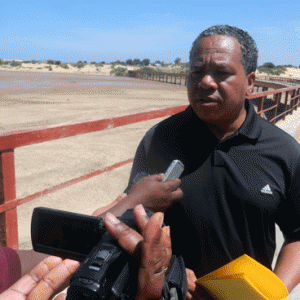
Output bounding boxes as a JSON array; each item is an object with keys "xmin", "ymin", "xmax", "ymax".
[
  {"xmin": 0, "ymin": 59, "xmax": 22, "ymax": 67},
  {"xmin": 257, "ymin": 62, "xmax": 299, "ymax": 76}
]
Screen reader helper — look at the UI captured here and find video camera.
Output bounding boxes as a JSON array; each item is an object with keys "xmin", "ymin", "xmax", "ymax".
[{"xmin": 32, "ymin": 207, "xmax": 146, "ymax": 299}]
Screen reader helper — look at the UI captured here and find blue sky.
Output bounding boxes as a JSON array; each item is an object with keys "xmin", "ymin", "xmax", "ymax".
[{"xmin": 1, "ymin": 0, "xmax": 300, "ymax": 66}]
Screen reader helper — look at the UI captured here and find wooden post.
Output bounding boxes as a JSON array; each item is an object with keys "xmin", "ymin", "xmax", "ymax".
[{"xmin": 0, "ymin": 150, "xmax": 18, "ymax": 249}]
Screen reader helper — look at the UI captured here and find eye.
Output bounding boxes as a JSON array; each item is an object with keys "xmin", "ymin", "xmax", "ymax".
[
  {"xmin": 216, "ymin": 71, "xmax": 231, "ymax": 79},
  {"xmin": 190, "ymin": 70, "xmax": 204, "ymax": 79}
]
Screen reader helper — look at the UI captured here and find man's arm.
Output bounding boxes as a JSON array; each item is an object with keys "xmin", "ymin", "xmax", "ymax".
[{"xmin": 274, "ymin": 239, "xmax": 300, "ymax": 292}]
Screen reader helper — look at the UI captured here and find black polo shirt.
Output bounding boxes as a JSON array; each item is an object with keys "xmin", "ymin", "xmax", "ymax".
[{"xmin": 126, "ymin": 100, "xmax": 300, "ymax": 278}]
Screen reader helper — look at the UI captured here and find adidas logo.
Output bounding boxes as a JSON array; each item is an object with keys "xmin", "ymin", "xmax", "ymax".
[{"xmin": 261, "ymin": 184, "xmax": 273, "ymax": 195}]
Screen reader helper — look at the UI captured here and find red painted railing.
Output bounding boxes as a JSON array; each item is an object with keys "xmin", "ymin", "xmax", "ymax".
[{"xmin": 1, "ymin": 81, "xmax": 300, "ymax": 249}]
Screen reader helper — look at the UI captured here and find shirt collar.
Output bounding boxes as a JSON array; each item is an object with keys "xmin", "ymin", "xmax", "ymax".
[
  {"xmin": 236, "ymin": 99, "xmax": 261, "ymax": 142},
  {"xmin": 186, "ymin": 99, "xmax": 261, "ymax": 143}
]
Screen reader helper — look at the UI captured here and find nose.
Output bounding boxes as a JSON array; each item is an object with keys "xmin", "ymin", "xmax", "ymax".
[{"xmin": 198, "ymin": 74, "xmax": 217, "ymax": 90}]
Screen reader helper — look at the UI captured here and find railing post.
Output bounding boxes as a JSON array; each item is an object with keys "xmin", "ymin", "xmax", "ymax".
[
  {"xmin": 283, "ymin": 91, "xmax": 289, "ymax": 120},
  {"xmin": 296, "ymin": 88, "xmax": 300, "ymax": 109},
  {"xmin": 291, "ymin": 90, "xmax": 296, "ymax": 115},
  {"xmin": 272, "ymin": 93, "xmax": 280, "ymax": 123},
  {"xmin": 0, "ymin": 150, "xmax": 19, "ymax": 249}
]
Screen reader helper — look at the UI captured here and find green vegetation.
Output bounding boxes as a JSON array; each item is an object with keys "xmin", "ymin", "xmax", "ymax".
[
  {"xmin": 74, "ymin": 61, "xmax": 86, "ymax": 69},
  {"xmin": 0, "ymin": 59, "xmax": 22, "ymax": 67},
  {"xmin": 174, "ymin": 57, "xmax": 181, "ymax": 65},
  {"xmin": 110, "ymin": 66, "xmax": 127, "ymax": 76},
  {"xmin": 91, "ymin": 62, "xmax": 104, "ymax": 66},
  {"xmin": 44, "ymin": 65, "xmax": 52, "ymax": 71},
  {"xmin": 139, "ymin": 66, "xmax": 157, "ymax": 73},
  {"xmin": 10, "ymin": 60, "xmax": 22, "ymax": 67},
  {"xmin": 47, "ymin": 60, "xmax": 61, "ymax": 65},
  {"xmin": 257, "ymin": 62, "xmax": 287, "ymax": 76},
  {"xmin": 60, "ymin": 63, "xmax": 69, "ymax": 69}
]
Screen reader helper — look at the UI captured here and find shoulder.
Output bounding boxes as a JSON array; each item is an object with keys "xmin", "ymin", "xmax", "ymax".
[
  {"xmin": 259, "ymin": 117, "xmax": 300, "ymax": 151},
  {"xmin": 256, "ymin": 116, "xmax": 300, "ymax": 166},
  {"xmin": 143, "ymin": 105, "xmax": 202, "ymax": 141}
]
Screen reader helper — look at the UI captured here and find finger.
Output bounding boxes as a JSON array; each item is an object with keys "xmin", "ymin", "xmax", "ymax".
[
  {"xmin": 186, "ymin": 268, "xmax": 197, "ymax": 294},
  {"xmin": 171, "ymin": 187, "xmax": 184, "ymax": 201},
  {"xmin": 149, "ymin": 173, "xmax": 165, "ymax": 181},
  {"xmin": 161, "ymin": 226, "xmax": 172, "ymax": 266},
  {"xmin": 133, "ymin": 204, "xmax": 150, "ymax": 235},
  {"xmin": 104, "ymin": 212, "xmax": 143, "ymax": 255},
  {"xmin": 137, "ymin": 212, "xmax": 166, "ymax": 299},
  {"xmin": 5, "ymin": 256, "xmax": 63, "ymax": 297},
  {"xmin": 164, "ymin": 178, "xmax": 181, "ymax": 191},
  {"xmin": 27, "ymin": 259, "xmax": 79, "ymax": 300}
]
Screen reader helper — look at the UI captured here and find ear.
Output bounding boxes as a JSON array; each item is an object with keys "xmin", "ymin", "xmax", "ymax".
[{"xmin": 246, "ymin": 72, "xmax": 256, "ymax": 96}]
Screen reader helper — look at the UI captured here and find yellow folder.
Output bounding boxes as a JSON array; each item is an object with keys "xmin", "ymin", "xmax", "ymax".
[{"xmin": 196, "ymin": 254, "xmax": 289, "ymax": 300}]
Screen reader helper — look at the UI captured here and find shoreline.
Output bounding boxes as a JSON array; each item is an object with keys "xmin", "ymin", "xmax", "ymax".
[{"xmin": 1, "ymin": 62, "xmax": 300, "ymax": 79}]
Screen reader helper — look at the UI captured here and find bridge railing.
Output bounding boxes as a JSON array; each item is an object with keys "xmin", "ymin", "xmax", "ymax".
[
  {"xmin": 0, "ymin": 80, "xmax": 300, "ymax": 249},
  {"xmin": 134, "ymin": 70, "xmax": 300, "ymax": 123},
  {"xmin": 0, "ymin": 105, "xmax": 187, "ymax": 249},
  {"xmin": 256, "ymin": 75, "xmax": 300, "ymax": 85}
]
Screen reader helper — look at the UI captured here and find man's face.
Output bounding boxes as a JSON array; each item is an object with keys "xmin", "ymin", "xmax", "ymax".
[{"xmin": 187, "ymin": 34, "xmax": 255, "ymax": 125}]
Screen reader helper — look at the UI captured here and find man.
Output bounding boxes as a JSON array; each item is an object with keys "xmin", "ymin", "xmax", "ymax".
[{"xmin": 107, "ymin": 25, "xmax": 300, "ymax": 296}]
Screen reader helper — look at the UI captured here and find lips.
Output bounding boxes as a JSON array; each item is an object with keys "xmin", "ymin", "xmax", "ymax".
[{"xmin": 194, "ymin": 97, "xmax": 219, "ymax": 105}]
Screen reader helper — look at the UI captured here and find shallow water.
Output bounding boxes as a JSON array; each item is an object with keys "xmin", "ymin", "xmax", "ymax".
[{"xmin": 0, "ymin": 70, "xmax": 165, "ymax": 90}]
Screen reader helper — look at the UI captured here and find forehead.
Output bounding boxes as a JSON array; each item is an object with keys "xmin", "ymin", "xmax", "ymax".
[{"xmin": 191, "ymin": 35, "xmax": 243, "ymax": 66}]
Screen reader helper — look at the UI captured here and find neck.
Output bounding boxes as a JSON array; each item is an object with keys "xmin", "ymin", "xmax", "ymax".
[{"xmin": 205, "ymin": 108, "xmax": 247, "ymax": 141}]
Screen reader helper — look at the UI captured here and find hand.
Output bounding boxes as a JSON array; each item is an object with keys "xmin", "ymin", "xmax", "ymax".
[
  {"xmin": 186, "ymin": 268, "xmax": 197, "ymax": 299},
  {"xmin": 185, "ymin": 268, "xmax": 218, "ymax": 300},
  {"xmin": 104, "ymin": 204, "xmax": 172, "ymax": 299},
  {"xmin": 128, "ymin": 174, "xmax": 183, "ymax": 212},
  {"xmin": 0, "ymin": 256, "xmax": 80, "ymax": 300}
]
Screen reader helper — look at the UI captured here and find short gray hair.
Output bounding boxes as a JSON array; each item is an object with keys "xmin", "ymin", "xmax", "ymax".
[{"xmin": 189, "ymin": 25, "xmax": 258, "ymax": 75}]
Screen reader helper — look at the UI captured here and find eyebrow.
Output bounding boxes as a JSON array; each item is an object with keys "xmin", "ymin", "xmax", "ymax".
[{"xmin": 192, "ymin": 62, "xmax": 232, "ymax": 70}]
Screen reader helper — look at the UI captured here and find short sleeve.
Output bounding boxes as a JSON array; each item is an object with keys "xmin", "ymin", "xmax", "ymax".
[
  {"xmin": 276, "ymin": 155, "xmax": 300, "ymax": 241},
  {"xmin": 0, "ymin": 247, "xmax": 21, "ymax": 293}
]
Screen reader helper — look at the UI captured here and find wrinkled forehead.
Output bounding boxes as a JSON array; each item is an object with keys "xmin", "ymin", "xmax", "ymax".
[{"xmin": 191, "ymin": 35, "xmax": 243, "ymax": 67}]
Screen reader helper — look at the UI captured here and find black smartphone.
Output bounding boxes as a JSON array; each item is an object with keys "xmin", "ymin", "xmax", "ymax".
[{"xmin": 31, "ymin": 207, "xmax": 106, "ymax": 261}]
